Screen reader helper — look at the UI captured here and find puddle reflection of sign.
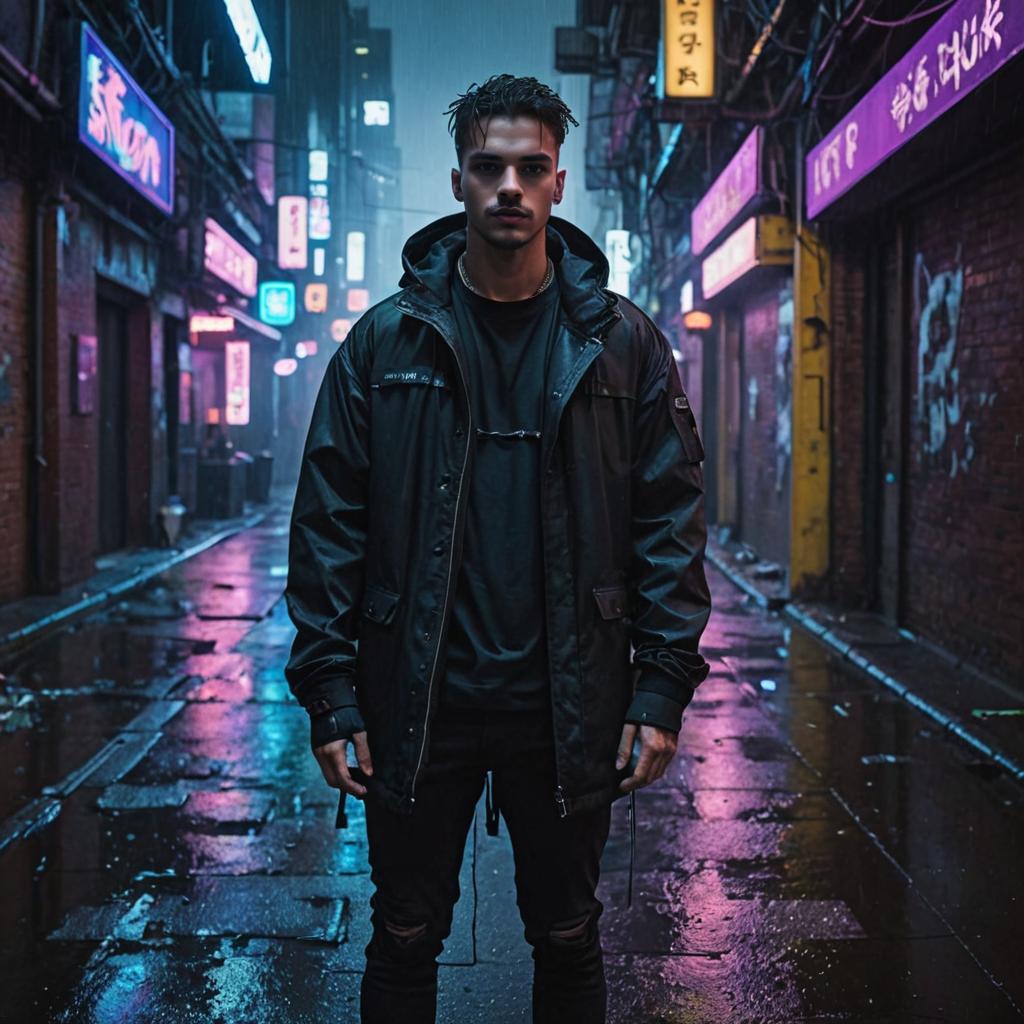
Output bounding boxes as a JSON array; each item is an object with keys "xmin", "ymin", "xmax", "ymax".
[
  {"xmin": 259, "ymin": 281, "xmax": 296, "ymax": 326},
  {"xmin": 277, "ymin": 196, "xmax": 308, "ymax": 269},
  {"xmin": 225, "ymin": 340, "xmax": 251, "ymax": 425},
  {"xmin": 79, "ymin": 24, "xmax": 175, "ymax": 214},
  {"xmin": 663, "ymin": 0, "xmax": 716, "ymax": 99},
  {"xmin": 304, "ymin": 283, "xmax": 328, "ymax": 313},
  {"xmin": 204, "ymin": 218, "xmax": 258, "ymax": 297}
]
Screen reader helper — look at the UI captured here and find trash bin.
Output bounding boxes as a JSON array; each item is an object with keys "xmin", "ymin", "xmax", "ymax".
[
  {"xmin": 197, "ymin": 456, "xmax": 248, "ymax": 518},
  {"xmin": 248, "ymin": 450, "xmax": 274, "ymax": 503}
]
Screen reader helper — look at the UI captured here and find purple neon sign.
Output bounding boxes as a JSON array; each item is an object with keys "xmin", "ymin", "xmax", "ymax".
[
  {"xmin": 78, "ymin": 23, "xmax": 175, "ymax": 214},
  {"xmin": 692, "ymin": 126, "xmax": 762, "ymax": 256},
  {"xmin": 807, "ymin": 0, "xmax": 1022, "ymax": 219}
]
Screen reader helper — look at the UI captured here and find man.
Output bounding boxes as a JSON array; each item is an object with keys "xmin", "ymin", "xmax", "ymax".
[{"xmin": 285, "ymin": 75, "xmax": 711, "ymax": 1024}]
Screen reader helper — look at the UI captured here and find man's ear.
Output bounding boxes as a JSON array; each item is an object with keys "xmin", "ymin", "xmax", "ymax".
[
  {"xmin": 553, "ymin": 167, "xmax": 566, "ymax": 206},
  {"xmin": 451, "ymin": 168, "xmax": 464, "ymax": 203}
]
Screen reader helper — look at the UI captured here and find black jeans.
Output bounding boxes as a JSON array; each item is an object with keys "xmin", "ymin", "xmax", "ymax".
[{"xmin": 360, "ymin": 703, "xmax": 612, "ymax": 1024}]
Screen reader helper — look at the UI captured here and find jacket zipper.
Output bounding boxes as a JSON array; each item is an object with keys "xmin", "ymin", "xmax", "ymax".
[{"xmin": 397, "ymin": 297, "xmax": 473, "ymax": 804}]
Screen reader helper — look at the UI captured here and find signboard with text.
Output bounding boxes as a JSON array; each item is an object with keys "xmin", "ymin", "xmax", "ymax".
[
  {"xmin": 692, "ymin": 126, "xmax": 761, "ymax": 256},
  {"xmin": 79, "ymin": 24, "xmax": 175, "ymax": 214},
  {"xmin": 225, "ymin": 340, "xmax": 251, "ymax": 426},
  {"xmin": 204, "ymin": 218, "xmax": 258, "ymax": 297},
  {"xmin": 277, "ymin": 195, "xmax": 308, "ymax": 270},
  {"xmin": 701, "ymin": 215, "xmax": 793, "ymax": 299},
  {"xmin": 806, "ymin": 0, "xmax": 1022, "ymax": 218},
  {"xmin": 662, "ymin": 0, "xmax": 716, "ymax": 99}
]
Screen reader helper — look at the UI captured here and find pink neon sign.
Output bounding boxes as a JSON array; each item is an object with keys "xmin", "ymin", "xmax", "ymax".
[
  {"xmin": 225, "ymin": 341, "xmax": 251, "ymax": 426},
  {"xmin": 691, "ymin": 127, "xmax": 761, "ymax": 256},
  {"xmin": 204, "ymin": 218, "xmax": 258, "ymax": 297},
  {"xmin": 701, "ymin": 218, "xmax": 758, "ymax": 299},
  {"xmin": 277, "ymin": 195, "xmax": 308, "ymax": 270}
]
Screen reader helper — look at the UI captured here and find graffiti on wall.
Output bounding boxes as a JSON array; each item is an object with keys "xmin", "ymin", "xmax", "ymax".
[
  {"xmin": 914, "ymin": 247, "xmax": 975, "ymax": 477},
  {"xmin": 775, "ymin": 286, "xmax": 793, "ymax": 493}
]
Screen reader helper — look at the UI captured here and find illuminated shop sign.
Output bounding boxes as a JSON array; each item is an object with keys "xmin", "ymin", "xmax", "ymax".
[
  {"xmin": 363, "ymin": 100, "xmax": 391, "ymax": 126},
  {"xmin": 224, "ymin": 341, "xmax": 251, "ymax": 425},
  {"xmin": 277, "ymin": 195, "xmax": 308, "ymax": 270},
  {"xmin": 189, "ymin": 314, "xmax": 235, "ymax": 333},
  {"xmin": 346, "ymin": 289, "xmax": 369, "ymax": 313},
  {"xmin": 346, "ymin": 231, "xmax": 366, "ymax": 282},
  {"xmin": 691, "ymin": 126, "xmax": 761, "ymax": 256},
  {"xmin": 662, "ymin": 0, "xmax": 716, "ymax": 99},
  {"xmin": 309, "ymin": 149, "xmax": 329, "ymax": 182},
  {"xmin": 807, "ymin": 0, "xmax": 1023, "ymax": 218},
  {"xmin": 304, "ymin": 283, "xmax": 328, "ymax": 313},
  {"xmin": 313, "ymin": 248, "xmax": 326, "ymax": 276},
  {"xmin": 295, "ymin": 340, "xmax": 318, "ymax": 358},
  {"xmin": 78, "ymin": 24, "xmax": 175, "ymax": 215},
  {"xmin": 222, "ymin": 0, "xmax": 272, "ymax": 85},
  {"xmin": 259, "ymin": 281, "xmax": 296, "ymax": 326},
  {"xmin": 604, "ymin": 230, "xmax": 632, "ymax": 297},
  {"xmin": 701, "ymin": 215, "xmax": 793, "ymax": 299},
  {"xmin": 273, "ymin": 357, "xmax": 298, "ymax": 377},
  {"xmin": 309, "ymin": 195, "xmax": 331, "ymax": 241},
  {"xmin": 204, "ymin": 218, "xmax": 258, "ymax": 297},
  {"xmin": 330, "ymin": 318, "xmax": 353, "ymax": 343}
]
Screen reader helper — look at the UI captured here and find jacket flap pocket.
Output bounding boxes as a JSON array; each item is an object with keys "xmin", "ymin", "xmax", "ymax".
[
  {"xmin": 670, "ymin": 392, "xmax": 705, "ymax": 463},
  {"xmin": 593, "ymin": 585, "xmax": 628, "ymax": 620},
  {"xmin": 361, "ymin": 583, "xmax": 400, "ymax": 625},
  {"xmin": 371, "ymin": 366, "xmax": 447, "ymax": 389}
]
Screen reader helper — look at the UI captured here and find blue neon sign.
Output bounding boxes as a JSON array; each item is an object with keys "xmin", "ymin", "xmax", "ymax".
[
  {"xmin": 78, "ymin": 24, "xmax": 175, "ymax": 214},
  {"xmin": 222, "ymin": 0, "xmax": 273, "ymax": 85},
  {"xmin": 259, "ymin": 282, "xmax": 296, "ymax": 326}
]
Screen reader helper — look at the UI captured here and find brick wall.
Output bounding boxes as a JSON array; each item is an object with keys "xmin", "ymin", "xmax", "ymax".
[
  {"xmin": 737, "ymin": 276, "xmax": 792, "ymax": 570},
  {"xmin": 0, "ymin": 177, "xmax": 31, "ymax": 602},
  {"xmin": 902, "ymin": 154, "xmax": 1024, "ymax": 681}
]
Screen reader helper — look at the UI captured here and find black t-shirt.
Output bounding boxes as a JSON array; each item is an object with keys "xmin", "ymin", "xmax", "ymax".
[{"xmin": 441, "ymin": 267, "xmax": 562, "ymax": 712}]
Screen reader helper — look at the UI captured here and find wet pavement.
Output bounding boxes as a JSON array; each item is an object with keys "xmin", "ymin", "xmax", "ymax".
[{"xmin": 1, "ymin": 504, "xmax": 1021, "ymax": 1023}]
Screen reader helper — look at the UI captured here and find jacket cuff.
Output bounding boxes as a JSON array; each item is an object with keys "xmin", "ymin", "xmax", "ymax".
[
  {"xmin": 300, "ymin": 677, "xmax": 358, "ymax": 718},
  {"xmin": 310, "ymin": 704, "xmax": 366, "ymax": 750},
  {"xmin": 624, "ymin": 689, "xmax": 685, "ymax": 733}
]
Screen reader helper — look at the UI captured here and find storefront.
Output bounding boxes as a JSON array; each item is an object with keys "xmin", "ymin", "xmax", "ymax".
[{"xmin": 807, "ymin": 0, "xmax": 1024, "ymax": 681}]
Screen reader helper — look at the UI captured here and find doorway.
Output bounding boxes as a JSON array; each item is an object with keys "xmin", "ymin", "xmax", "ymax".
[{"xmin": 97, "ymin": 297, "xmax": 129, "ymax": 553}]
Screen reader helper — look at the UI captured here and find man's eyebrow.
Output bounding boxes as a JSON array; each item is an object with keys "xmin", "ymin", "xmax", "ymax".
[{"xmin": 467, "ymin": 151, "xmax": 554, "ymax": 163}]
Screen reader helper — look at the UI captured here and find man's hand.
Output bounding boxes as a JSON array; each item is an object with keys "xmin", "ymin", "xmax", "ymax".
[
  {"xmin": 616, "ymin": 721, "xmax": 678, "ymax": 793},
  {"xmin": 313, "ymin": 730, "xmax": 374, "ymax": 798}
]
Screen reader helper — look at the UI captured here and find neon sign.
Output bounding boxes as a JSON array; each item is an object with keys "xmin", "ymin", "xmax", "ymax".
[
  {"xmin": 259, "ymin": 281, "xmax": 296, "ymax": 326},
  {"xmin": 273, "ymin": 358, "xmax": 298, "ymax": 377},
  {"xmin": 204, "ymin": 218, "xmax": 258, "ymax": 297},
  {"xmin": 692, "ymin": 127, "xmax": 761, "ymax": 256},
  {"xmin": 189, "ymin": 314, "xmax": 235, "ymax": 333},
  {"xmin": 78, "ymin": 24, "xmax": 175, "ymax": 214},
  {"xmin": 807, "ymin": 0, "xmax": 1023, "ymax": 217},
  {"xmin": 701, "ymin": 216, "xmax": 793, "ymax": 299},
  {"xmin": 225, "ymin": 341, "xmax": 251, "ymax": 426},
  {"xmin": 346, "ymin": 231, "xmax": 365, "ymax": 282},
  {"xmin": 222, "ymin": 0, "xmax": 273, "ymax": 85},
  {"xmin": 304, "ymin": 284, "xmax": 328, "ymax": 313},
  {"xmin": 277, "ymin": 195, "xmax": 308, "ymax": 270}
]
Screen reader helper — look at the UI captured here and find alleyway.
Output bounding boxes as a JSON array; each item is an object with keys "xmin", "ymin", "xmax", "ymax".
[{"xmin": 0, "ymin": 507, "xmax": 1020, "ymax": 1023}]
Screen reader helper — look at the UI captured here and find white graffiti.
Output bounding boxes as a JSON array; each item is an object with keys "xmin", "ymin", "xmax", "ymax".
[{"xmin": 914, "ymin": 247, "xmax": 972, "ymax": 476}]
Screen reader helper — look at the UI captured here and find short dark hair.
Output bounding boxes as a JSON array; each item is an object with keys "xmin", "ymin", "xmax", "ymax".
[{"xmin": 444, "ymin": 75, "xmax": 579, "ymax": 165}]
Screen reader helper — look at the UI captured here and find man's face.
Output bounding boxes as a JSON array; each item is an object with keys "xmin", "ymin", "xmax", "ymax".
[{"xmin": 451, "ymin": 115, "xmax": 566, "ymax": 251}]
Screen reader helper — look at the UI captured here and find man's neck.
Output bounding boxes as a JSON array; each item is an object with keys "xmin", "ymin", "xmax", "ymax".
[{"xmin": 462, "ymin": 225, "xmax": 549, "ymax": 302}]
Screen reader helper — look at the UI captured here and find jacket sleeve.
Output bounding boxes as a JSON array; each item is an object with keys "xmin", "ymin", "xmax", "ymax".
[
  {"xmin": 284, "ymin": 335, "xmax": 371, "ymax": 718},
  {"xmin": 625, "ymin": 316, "xmax": 712, "ymax": 733}
]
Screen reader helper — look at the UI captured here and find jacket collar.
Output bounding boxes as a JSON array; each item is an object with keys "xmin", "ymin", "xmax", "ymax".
[{"xmin": 398, "ymin": 213, "xmax": 620, "ymax": 339}]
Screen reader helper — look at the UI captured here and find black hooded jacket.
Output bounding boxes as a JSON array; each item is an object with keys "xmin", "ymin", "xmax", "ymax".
[{"xmin": 284, "ymin": 213, "xmax": 712, "ymax": 818}]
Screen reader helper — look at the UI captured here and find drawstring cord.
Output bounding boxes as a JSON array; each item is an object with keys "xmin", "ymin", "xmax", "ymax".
[{"xmin": 484, "ymin": 770, "xmax": 500, "ymax": 837}]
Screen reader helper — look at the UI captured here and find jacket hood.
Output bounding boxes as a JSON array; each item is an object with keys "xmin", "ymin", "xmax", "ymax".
[{"xmin": 398, "ymin": 213, "xmax": 618, "ymax": 334}]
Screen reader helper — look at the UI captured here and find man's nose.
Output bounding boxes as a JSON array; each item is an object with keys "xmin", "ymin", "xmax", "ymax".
[{"xmin": 497, "ymin": 167, "xmax": 522, "ymax": 201}]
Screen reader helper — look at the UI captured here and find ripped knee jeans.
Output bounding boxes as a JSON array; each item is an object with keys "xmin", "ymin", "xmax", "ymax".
[{"xmin": 359, "ymin": 705, "xmax": 612, "ymax": 1024}]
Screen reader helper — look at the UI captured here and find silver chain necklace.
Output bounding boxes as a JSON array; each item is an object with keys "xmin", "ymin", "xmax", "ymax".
[{"xmin": 458, "ymin": 252, "xmax": 554, "ymax": 299}]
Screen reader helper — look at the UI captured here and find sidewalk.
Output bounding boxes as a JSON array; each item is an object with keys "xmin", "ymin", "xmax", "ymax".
[
  {"xmin": 706, "ymin": 534, "xmax": 1024, "ymax": 783},
  {"xmin": 0, "ymin": 498, "xmax": 282, "ymax": 656}
]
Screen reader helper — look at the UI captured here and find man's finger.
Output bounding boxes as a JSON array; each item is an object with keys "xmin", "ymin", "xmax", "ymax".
[
  {"xmin": 352, "ymin": 731, "xmax": 374, "ymax": 776},
  {"xmin": 314, "ymin": 739, "xmax": 367, "ymax": 796},
  {"xmin": 615, "ymin": 722, "xmax": 637, "ymax": 770},
  {"xmin": 619, "ymin": 745, "xmax": 656, "ymax": 793}
]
